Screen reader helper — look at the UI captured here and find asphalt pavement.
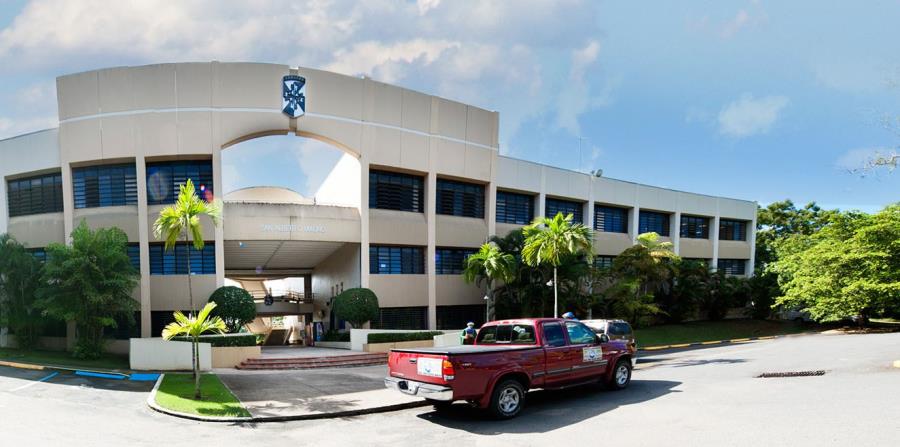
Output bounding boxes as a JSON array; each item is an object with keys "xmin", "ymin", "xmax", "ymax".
[{"xmin": 1, "ymin": 331, "xmax": 898, "ymax": 446}]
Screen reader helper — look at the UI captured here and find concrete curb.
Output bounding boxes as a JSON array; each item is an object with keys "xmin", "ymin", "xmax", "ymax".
[
  {"xmin": 638, "ymin": 331, "xmax": 818, "ymax": 352},
  {"xmin": 0, "ymin": 359, "xmax": 147, "ymax": 380},
  {"xmin": 146, "ymin": 373, "xmax": 430, "ymax": 423}
]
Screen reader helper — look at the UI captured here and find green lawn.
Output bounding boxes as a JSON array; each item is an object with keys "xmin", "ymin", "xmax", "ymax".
[
  {"xmin": 0, "ymin": 347, "xmax": 129, "ymax": 371},
  {"xmin": 634, "ymin": 319, "xmax": 811, "ymax": 348},
  {"xmin": 155, "ymin": 373, "xmax": 250, "ymax": 418}
]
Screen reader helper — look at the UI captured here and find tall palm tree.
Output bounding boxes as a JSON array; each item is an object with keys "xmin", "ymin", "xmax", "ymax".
[
  {"xmin": 463, "ymin": 242, "xmax": 516, "ymax": 322},
  {"xmin": 162, "ymin": 302, "xmax": 227, "ymax": 399},
  {"xmin": 635, "ymin": 232, "xmax": 678, "ymax": 262},
  {"xmin": 153, "ymin": 179, "xmax": 222, "ymax": 313},
  {"xmin": 522, "ymin": 212, "xmax": 593, "ymax": 317}
]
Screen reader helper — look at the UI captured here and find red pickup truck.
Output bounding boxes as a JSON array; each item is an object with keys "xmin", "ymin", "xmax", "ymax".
[{"xmin": 384, "ymin": 318, "xmax": 636, "ymax": 418}]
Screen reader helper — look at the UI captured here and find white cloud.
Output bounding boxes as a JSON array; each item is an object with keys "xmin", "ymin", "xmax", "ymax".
[
  {"xmin": 326, "ymin": 39, "xmax": 460, "ymax": 84},
  {"xmin": 720, "ymin": 10, "xmax": 750, "ymax": 38},
  {"xmin": 416, "ymin": 0, "xmax": 442, "ymax": 15},
  {"xmin": 555, "ymin": 40, "xmax": 615, "ymax": 136},
  {"xmin": 294, "ymin": 139, "xmax": 343, "ymax": 195},
  {"xmin": 718, "ymin": 94, "xmax": 789, "ymax": 138}
]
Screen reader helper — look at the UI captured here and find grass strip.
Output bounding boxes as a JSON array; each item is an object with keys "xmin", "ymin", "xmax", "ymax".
[
  {"xmin": 634, "ymin": 320, "xmax": 810, "ymax": 348},
  {"xmin": 155, "ymin": 373, "xmax": 250, "ymax": 418}
]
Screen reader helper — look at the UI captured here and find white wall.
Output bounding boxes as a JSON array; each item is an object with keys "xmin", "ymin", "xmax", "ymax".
[
  {"xmin": 311, "ymin": 243, "xmax": 361, "ymax": 324},
  {"xmin": 0, "ymin": 129, "xmax": 61, "ymax": 234},
  {"xmin": 315, "ymin": 153, "xmax": 361, "ymax": 208},
  {"xmin": 129, "ymin": 338, "xmax": 212, "ymax": 371}
]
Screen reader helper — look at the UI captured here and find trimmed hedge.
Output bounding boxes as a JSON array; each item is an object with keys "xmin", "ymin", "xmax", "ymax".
[
  {"xmin": 322, "ymin": 331, "xmax": 351, "ymax": 342},
  {"xmin": 367, "ymin": 331, "xmax": 445, "ymax": 344},
  {"xmin": 170, "ymin": 333, "xmax": 258, "ymax": 347}
]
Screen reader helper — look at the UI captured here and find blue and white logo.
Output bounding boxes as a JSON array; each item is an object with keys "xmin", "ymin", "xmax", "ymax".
[{"xmin": 282, "ymin": 75, "xmax": 306, "ymax": 118}]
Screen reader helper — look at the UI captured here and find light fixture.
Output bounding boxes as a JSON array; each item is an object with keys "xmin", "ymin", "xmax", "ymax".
[
  {"xmin": 546, "ymin": 279, "xmax": 554, "ymax": 287},
  {"xmin": 483, "ymin": 295, "xmax": 490, "ymax": 301}
]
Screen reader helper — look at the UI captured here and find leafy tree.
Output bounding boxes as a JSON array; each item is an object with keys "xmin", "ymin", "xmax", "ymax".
[
  {"xmin": 772, "ymin": 204, "xmax": 900, "ymax": 323},
  {"xmin": 332, "ymin": 288, "xmax": 379, "ymax": 329},
  {"xmin": 522, "ymin": 212, "xmax": 593, "ymax": 317},
  {"xmin": 153, "ymin": 179, "xmax": 222, "ymax": 313},
  {"xmin": 208, "ymin": 286, "xmax": 256, "ymax": 333},
  {"xmin": 0, "ymin": 234, "xmax": 45, "ymax": 350},
  {"xmin": 162, "ymin": 302, "xmax": 227, "ymax": 399},
  {"xmin": 38, "ymin": 222, "xmax": 139, "ymax": 359},
  {"xmin": 463, "ymin": 242, "xmax": 515, "ymax": 321}
]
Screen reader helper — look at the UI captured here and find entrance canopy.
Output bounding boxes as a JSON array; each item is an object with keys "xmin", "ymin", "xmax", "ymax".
[{"xmin": 224, "ymin": 240, "xmax": 347, "ymax": 276}]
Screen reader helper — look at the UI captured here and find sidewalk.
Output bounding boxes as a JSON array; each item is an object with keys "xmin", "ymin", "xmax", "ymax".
[{"xmin": 215, "ymin": 364, "xmax": 427, "ymax": 420}]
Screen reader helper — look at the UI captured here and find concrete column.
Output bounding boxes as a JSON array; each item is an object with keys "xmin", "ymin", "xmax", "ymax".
[
  {"xmin": 711, "ymin": 215, "xmax": 721, "ymax": 271},
  {"xmin": 537, "ymin": 167, "xmax": 547, "ymax": 220},
  {"xmin": 61, "ymin": 162, "xmax": 74, "ymax": 243},
  {"xmin": 135, "ymin": 156, "xmax": 152, "ymax": 337},
  {"xmin": 487, "ymin": 151, "xmax": 498, "ymax": 238},
  {"xmin": 212, "ymin": 138, "xmax": 225, "ymax": 289},
  {"xmin": 747, "ymin": 211, "xmax": 758, "ymax": 277},
  {"xmin": 359, "ymin": 157, "xmax": 370, "ymax": 288},
  {"xmin": 426, "ymin": 154, "xmax": 438, "ymax": 330},
  {"xmin": 630, "ymin": 206, "xmax": 640, "ymax": 244},
  {"xmin": 672, "ymin": 211, "xmax": 682, "ymax": 255}
]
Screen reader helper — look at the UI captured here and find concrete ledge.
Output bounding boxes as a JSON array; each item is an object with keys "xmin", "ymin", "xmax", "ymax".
[
  {"xmin": 314, "ymin": 341, "xmax": 351, "ymax": 349},
  {"xmin": 211, "ymin": 346, "xmax": 261, "ymax": 368},
  {"xmin": 364, "ymin": 339, "xmax": 433, "ymax": 353},
  {"xmin": 638, "ymin": 331, "xmax": 819, "ymax": 352}
]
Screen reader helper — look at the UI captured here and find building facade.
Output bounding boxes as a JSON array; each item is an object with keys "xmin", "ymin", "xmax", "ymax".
[{"xmin": 0, "ymin": 62, "xmax": 757, "ymax": 346}]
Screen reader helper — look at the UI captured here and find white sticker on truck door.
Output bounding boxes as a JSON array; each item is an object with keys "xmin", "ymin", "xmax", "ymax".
[
  {"xmin": 416, "ymin": 357, "xmax": 443, "ymax": 377},
  {"xmin": 583, "ymin": 347, "xmax": 602, "ymax": 362}
]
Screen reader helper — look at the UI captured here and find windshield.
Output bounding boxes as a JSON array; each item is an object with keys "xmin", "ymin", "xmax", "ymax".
[{"xmin": 476, "ymin": 324, "xmax": 537, "ymax": 345}]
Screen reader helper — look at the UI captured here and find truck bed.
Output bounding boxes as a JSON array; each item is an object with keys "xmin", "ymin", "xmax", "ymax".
[{"xmin": 389, "ymin": 345, "xmax": 540, "ymax": 356}]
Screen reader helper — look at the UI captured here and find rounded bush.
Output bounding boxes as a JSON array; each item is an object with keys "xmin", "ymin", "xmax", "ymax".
[
  {"xmin": 332, "ymin": 287, "xmax": 379, "ymax": 329},
  {"xmin": 208, "ymin": 286, "xmax": 256, "ymax": 333}
]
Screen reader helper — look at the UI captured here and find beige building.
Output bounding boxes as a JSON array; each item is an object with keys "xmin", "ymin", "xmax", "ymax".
[{"xmin": 0, "ymin": 62, "xmax": 756, "ymax": 345}]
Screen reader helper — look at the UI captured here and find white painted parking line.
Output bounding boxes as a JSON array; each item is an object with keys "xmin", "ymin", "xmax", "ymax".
[{"xmin": 9, "ymin": 371, "xmax": 59, "ymax": 392}]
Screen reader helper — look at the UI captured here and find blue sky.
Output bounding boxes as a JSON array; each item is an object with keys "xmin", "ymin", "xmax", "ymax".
[{"xmin": 0, "ymin": 1, "xmax": 897, "ymax": 212}]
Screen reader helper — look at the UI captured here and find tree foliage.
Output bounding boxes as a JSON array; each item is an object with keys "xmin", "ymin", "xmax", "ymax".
[
  {"xmin": 208, "ymin": 286, "xmax": 256, "ymax": 333},
  {"xmin": 772, "ymin": 204, "xmax": 900, "ymax": 322},
  {"xmin": 0, "ymin": 234, "xmax": 46, "ymax": 349},
  {"xmin": 332, "ymin": 288, "xmax": 380, "ymax": 329},
  {"xmin": 38, "ymin": 222, "xmax": 139, "ymax": 359},
  {"xmin": 463, "ymin": 242, "xmax": 515, "ymax": 320},
  {"xmin": 522, "ymin": 212, "xmax": 593, "ymax": 316}
]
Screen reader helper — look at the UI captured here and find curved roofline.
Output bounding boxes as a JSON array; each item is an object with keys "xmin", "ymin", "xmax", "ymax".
[{"xmin": 0, "ymin": 127, "xmax": 58, "ymax": 145}]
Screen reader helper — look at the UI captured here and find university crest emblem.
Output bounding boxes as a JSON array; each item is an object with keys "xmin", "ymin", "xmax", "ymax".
[{"xmin": 282, "ymin": 75, "xmax": 306, "ymax": 118}]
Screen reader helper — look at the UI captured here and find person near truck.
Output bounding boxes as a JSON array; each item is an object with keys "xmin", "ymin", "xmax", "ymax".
[
  {"xmin": 562, "ymin": 311, "xmax": 579, "ymax": 321},
  {"xmin": 461, "ymin": 322, "xmax": 477, "ymax": 344}
]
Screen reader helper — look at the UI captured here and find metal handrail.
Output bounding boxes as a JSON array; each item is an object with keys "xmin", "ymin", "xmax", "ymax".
[{"xmin": 250, "ymin": 290, "xmax": 315, "ymax": 304}]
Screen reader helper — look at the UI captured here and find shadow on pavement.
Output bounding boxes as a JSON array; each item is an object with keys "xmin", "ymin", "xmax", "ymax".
[{"xmin": 416, "ymin": 379, "xmax": 681, "ymax": 435}]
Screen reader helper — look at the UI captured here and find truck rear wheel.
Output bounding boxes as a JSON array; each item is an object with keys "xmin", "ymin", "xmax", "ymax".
[
  {"xmin": 489, "ymin": 379, "xmax": 525, "ymax": 419},
  {"xmin": 606, "ymin": 359, "xmax": 632, "ymax": 390}
]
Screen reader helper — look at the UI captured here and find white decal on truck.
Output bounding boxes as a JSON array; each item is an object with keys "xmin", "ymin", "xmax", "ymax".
[
  {"xmin": 583, "ymin": 347, "xmax": 602, "ymax": 362},
  {"xmin": 417, "ymin": 357, "xmax": 443, "ymax": 377}
]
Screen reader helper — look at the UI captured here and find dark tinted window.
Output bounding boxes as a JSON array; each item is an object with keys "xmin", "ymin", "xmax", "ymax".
[
  {"xmin": 436, "ymin": 305, "xmax": 486, "ymax": 330},
  {"xmin": 680, "ymin": 215, "xmax": 710, "ymax": 239},
  {"xmin": 496, "ymin": 191, "xmax": 534, "ymax": 224},
  {"xmin": 6, "ymin": 173, "xmax": 63, "ymax": 217},
  {"xmin": 127, "ymin": 243, "xmax": 141, "ymax": 271},
  {"xmin": 717, "ymin": 258, "xmax": 747, "ymax": 275},
  {"xmin": 435, "ymin": 247, "xmax": 477, "ymax": 274},
  {"xmin": 73, "ymin": 164, "xmax": 138, "ymax": 208},
  {"xmin": 546, "ymin": 198, "xmax": 583, "ymax": 223},
  {"xmin": 608, "ymin": 322, "xmax": 633, "ymax": 336},
  {"xmin": 149, "ymin": 242, "xmax": 215, "ymax": 275},
  {"xmin": 369, "ymin": 246, "xmax": 425, "ymax": 274},
  {"xmin": 477, "ymin": 324, "xmax": 537, "ymax": 344},
  {"xmin": 369, "ymin": 170, "xmax": 424, "ymax": 212},
  {"xmin": 28, "ymin": 247, "xmax": 47, "ymax": 263},
  {"xmin": 542, "ymin": 322, "xmax": 566, "ymax": 347},
  {"xmin": 719, "ymin": 219, "xmax": 747, "ymax": 241},
  {"xmin": 565, "ymin": 321, "xmax": 596, "ymax": 345},
  {"xmin": 146, "ymin": 160, "xmax": 213, "ymax": 205},
  {"xmin": 436, "ymin": 179, "xmax": 484, "ymax": 218},
  {"xmin": 595, "ymin": 205, "xmax": 628, "ymax": 233},
  {"xmin": 639, "ymin": 211, "xmax": 670, "ymax": 236},
  {"xmin": 373, "ymin": 306, "xmax": 427, "ymax": 329},
  {"xmin": 594, "ymin": 256, "xmax": 615, "ymax": 269}
]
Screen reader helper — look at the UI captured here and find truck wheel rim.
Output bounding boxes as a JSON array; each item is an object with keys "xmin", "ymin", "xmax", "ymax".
[
  {"xmin": 498, "ymin": 387, "xmax": 520, "ymax": 413},
  {"xmin": 616, "ymin": 364, "xmax": 629, "ymax": 386}
]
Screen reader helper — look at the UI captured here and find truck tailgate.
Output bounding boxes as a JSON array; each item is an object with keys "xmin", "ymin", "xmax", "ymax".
[{"xmin": 387, "ymin": 351, "xmax": 449, "ymax": 386}]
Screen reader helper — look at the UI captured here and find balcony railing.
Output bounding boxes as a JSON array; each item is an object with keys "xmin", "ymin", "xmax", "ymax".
[{"xmin": 250, "ymin": 290, "xmax": 315, "ymax": 305}]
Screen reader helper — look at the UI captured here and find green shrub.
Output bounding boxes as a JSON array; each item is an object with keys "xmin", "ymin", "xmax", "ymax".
[
  {"xmin": 322, "ymin": 330, "xmax": 350, "ymax": 342},
  {"xmin": 332, "ymin": 288, "xmax": 379, "ymax": 329},
  {"xmin": 367, "ymin": 331, "xmax": 444, "ymax": 344},
  {"xmin": 208, "ymin": 286, "xmax": 256, "ymax": 333},
  {"xmin": 170, "ymin": 333, "xmax": 257, "ymax": 347}
]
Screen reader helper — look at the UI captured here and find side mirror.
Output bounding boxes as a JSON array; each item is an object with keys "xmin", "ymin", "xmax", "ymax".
[{"xmin": 598, "ymin": 333, "xmax": 609, "ymax": 344}]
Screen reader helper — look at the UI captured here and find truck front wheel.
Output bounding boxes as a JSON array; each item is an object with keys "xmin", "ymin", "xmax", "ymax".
[
  {"xmin": 489, "ymin": 379, "xmax": 526, "ymax": 419},
  {"xmin": 606, "ymin": 358, "xmax": 632, "ymax": 390}
]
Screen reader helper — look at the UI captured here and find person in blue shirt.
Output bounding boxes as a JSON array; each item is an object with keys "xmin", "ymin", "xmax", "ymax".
[
  {"xmin": 461, "ymin": 322, "xmax": 477, "ymax": 344},
  {"xmin": 562, "ymin": 311, "xmax": 579, "ymax": 321}
]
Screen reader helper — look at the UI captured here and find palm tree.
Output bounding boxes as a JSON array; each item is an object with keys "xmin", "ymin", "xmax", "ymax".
[
  {"xmin": 153, "ymin": 179, "xmax": 222, "ymax": 313},
  {"xmin": 635, "ymin": 232, "xmax": 678, "ymax": 262},
  {"xmin": 522, "ymin": 212, "xmax": 593, "ymax": 317},
  {"xmin": 463, "ymin": 242, "xmax": 516, "ymax": 322},
  {"xmin": 162, "ymin": 302, "xmax": 227, "ymax": 399}
]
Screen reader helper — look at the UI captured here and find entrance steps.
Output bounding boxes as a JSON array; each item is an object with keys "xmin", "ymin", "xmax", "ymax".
[{"xmin": 237, "ymin": 352, "xmax": 388, "ymax": 370}]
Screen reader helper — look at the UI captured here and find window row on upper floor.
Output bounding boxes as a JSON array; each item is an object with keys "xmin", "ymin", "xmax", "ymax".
[
  {"xmin": 5, "ymin": 161, "xmax": 214, "ymax": 218},
  {"xmin": 26, "ymin": 242, "xmax": 215, "ymax": 276}
]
